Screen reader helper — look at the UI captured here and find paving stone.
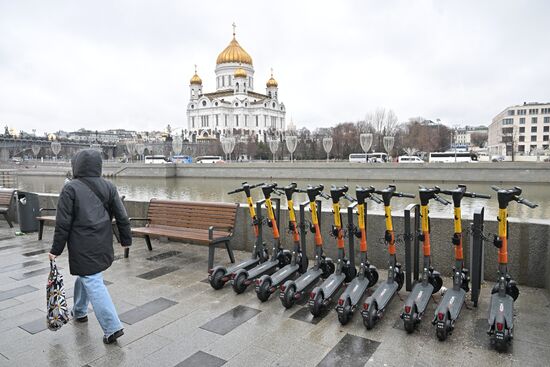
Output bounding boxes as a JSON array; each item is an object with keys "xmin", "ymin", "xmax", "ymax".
[
  {"xmin": 136, "ymin": 266, "xmax": 180, "ymax": 280},
  {"xmin": 18, "ymin": 317, "xmax": 47, "ymax": 334},
  {"xmin": 0, "ymin": 260, "xmax": 42, "ymax": 273},
  {"xmin": 175, "ymin": 350, "xmax": 226, "ymax": 367},
  {"xmin": 289, "ymin": 306, "xmax": 331, "ymax": 325},
  {"xmin": 146, "ymin": 251, "xmax": 182, "ymax": 261},
  {"xmin": 0, "ymin": 285, "xmax": 38, "ymax": 302},
  {"xmin": 0, "ymin": 245, "xmax": 19, "ymax": 252},
  {"xmin": 317, "ymin": 333, "xmax": 380, "ymax": 367},
  {"xmin": 200, "ymin": 305, "xmax": 261, "ymax": 336},
  {"xmin": 119, "ymin": 297, "xmax": 178, "ymax": 325},
  {"xmin": 10, "ymin": 267, "xmax": 51, "ymax": 281},
  {"xmin": 21, "ymin": 249, "xmax": 49, "ymax": 257}
]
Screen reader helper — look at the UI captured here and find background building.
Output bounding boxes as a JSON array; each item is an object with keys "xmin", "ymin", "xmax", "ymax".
[
  {"xmin": 186, "ymin": 25, "xmax": 286, "ymax": 143},
  {"xmin": 454, "ymin": 125, "xmax": 488, "ymax": 148},
  {"xmin": 488, "ymin": 102, "xmax": 550, "ymax": 156}
]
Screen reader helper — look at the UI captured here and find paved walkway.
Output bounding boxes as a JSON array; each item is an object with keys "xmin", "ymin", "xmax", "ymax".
[{"xmin": 0, "ymin": 224, "xmax": 549, "ymax": 367}]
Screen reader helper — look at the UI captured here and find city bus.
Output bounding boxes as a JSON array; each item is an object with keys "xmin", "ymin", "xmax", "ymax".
[
  {"xmin": 144, "ymin": 155, "xmax": 170, "ymax": 164},
  {"xmin": 195, "ymin": 156, "xmax": 224, "ymax": 164},
  {"xmin": 428, "ymin": 151, "xmax": 478, "ymax": 163},
  {"xmin": 348, "ymin": 152, "xmax": 388, "ymax": 163}
]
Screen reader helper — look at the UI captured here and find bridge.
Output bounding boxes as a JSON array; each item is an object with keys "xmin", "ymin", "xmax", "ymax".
[{"xmin": 0, "ymin": 137, "xmax": 117, "ymax": 161}]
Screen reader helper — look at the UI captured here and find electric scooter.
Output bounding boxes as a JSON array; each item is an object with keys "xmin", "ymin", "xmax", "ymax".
[
  {"xmin": 309, "ymin": 185, "xmax": 358, "ymax": 317},
  {"xmin": 256, "ymin": 183, "xmax": 308, "ymax": 302},
  {"xmin": 336, "ymin": 185, "xmax": 382, "ymax": 325},
  {"xmin": 208, "ymin": 182, "xmax": 268, "ymax": 289},
  {"xmin": 432, "ymin": 185, "xmax": 491, "ymax": 340},
  {"xmin": 232, "ymin": 183, "xmax": 292, "ymax": 294},
  {"xmin": 362, "ymin": 185, "xmax": 415, "ymax": 329},
  {"xmin": 401, "ymin": 186, "xmax": 449, "ymax": 332},
  {"xmin": 280, "ymin": 185, "xmax": 335, "ymax": 309},
  {"xmin": 487, "ymin": 186, "xmax": 537, "ymax": 352}
]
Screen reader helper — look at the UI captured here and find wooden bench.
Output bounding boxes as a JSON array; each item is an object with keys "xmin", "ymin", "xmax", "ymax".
[
  {"xmin": 129, "ymin": 199, "xmax": 239, "ymax": 270},
  {"xmin": 0, "ymin": 189, "xmax": 15, "ymax": 228},
  {"xmin": 37, "ymin": 196, "xmax": 126, "ymax": 242}
]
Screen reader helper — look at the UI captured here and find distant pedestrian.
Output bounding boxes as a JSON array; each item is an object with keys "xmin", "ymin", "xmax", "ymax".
[
  {"xmin": 48, "ymin": 149, "xmax": 132, "ymax": 344},
  {"xmin": 64, "ymin": 170, "xmax": 72, "ymax": 186}
]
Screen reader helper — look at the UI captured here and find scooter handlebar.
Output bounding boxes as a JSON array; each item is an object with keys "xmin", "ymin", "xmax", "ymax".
[
  {"xmin": 228, "ymin": 182, "xmax": 265, "ymax": 195},
  {"xmin": 227, "ymin": 188, "xmax": 242, "ymax": 195},
  {"xmin": 369, "ymin": 194, "xmax": 383, "ymax": 204},
  {"xmin": 517, "ymin": 197, "xmax": 538, "ymax": 208},
  {"xmin": 434, "ymin": 194, "xmax": 451, "ymax": 205},
  {"xmin": 319, "ymin": 191, "xmax": 330, "ymax": 200},
  {"xmin": 344, "ymin": 193, "xmax": 356, "ymax": 202},
  {"xmin": 464, "ymin": 192, "xmax": 491, "ymax": 199},
  {"xmin": 396, "ymin": 192, "xmax": 415, "ymax": 199},
  {"xmin": 491, "ymin": 185, "xmax": 502, "ymax": 192}
]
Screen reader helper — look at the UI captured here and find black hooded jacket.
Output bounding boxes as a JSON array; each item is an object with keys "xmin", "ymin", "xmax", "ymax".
[{"xmin": 50, "ymin": 149, "xmax": 132, "ymax": 276}]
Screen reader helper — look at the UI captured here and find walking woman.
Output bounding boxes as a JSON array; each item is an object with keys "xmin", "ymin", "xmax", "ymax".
[{"xmin": 48, "ymin": 149, "xmax": 131, "ymax": 344}]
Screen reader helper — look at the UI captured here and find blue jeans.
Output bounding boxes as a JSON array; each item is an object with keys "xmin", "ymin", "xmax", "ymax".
[{"xmin": 73, "ymin": 272, "xmax": 122, "ymax": 336}]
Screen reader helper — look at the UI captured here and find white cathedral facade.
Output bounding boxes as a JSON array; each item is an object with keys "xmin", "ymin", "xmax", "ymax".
[{"xmin": 186, "ymin": 26, "xmax": 286, "ymax": 142}]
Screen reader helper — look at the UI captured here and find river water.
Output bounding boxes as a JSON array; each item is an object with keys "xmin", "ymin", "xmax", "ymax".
[{"xmin": 16, "ymin": 176, "xmax": 550, "ymax": 221}]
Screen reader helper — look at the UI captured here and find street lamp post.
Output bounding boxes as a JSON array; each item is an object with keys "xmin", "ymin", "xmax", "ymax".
[
  {"xmin": 383, "ymin": 136, "xmax": 394, "ymax": 162},
  {"xmin": 360, "ymin": 133, "xmax": 373, "ymax": 163},
  {"xmin": 322, "ymin": 137, "xmax": 333, "ymax": 163},
  {"xmin": 285, "ymin": 135, "xmax": 298, "ymax": 162}
]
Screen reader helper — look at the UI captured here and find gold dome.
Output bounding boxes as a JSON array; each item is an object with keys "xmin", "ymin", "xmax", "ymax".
[
  {"xmin": 190, "ymin": 65, "xmax": 202, "ymax": 85},
  {"xmin": 266, "ymin": 69, "xmax": 278, "ymax": 87},
  {"xmin": 216, "ymin": 26, "xmax": 253, "ymax": 65},
  {"xmin": 234, "ymin": 67, "xmax": 247, "ymax": 78}
]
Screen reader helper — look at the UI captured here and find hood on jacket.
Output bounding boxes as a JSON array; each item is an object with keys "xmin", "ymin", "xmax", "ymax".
[{"xmin": 72, "ymin": 149, "xmax": 102, "ymax": 178}]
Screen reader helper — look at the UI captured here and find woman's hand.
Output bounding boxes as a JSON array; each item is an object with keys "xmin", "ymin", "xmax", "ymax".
[{"xmin": 48, "ymin": 253, "xmax": 57, "ymax": 261}]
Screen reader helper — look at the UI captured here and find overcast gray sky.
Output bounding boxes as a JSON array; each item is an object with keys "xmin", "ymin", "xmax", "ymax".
[{"xmin": 1, "ymin": 0, "xmax": 549, "ymax": 134}]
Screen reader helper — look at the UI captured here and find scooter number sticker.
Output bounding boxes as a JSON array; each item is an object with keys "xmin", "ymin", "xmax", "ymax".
[
  {"xmin": 403, "ymin": 313, "xmax": 410, "ymax": 321},
  {"xmin": 336, "ymin": 307, "xmax": 344, "ymax": 314},
  {"xmin": 437, "ymin": 321, "xmax": 444, "ymax": 329},
  {"xmin": 496, "ymin": 332, "xmax": 504, "ymax": 340}
]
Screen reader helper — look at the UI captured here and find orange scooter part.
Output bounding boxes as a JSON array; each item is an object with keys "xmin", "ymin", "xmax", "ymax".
[
  {"xmin": 454, "ymin": 233, "xmax": 463, "ymax": 261},
  {"xmin": 388, "ymin": 231, "xmax": 396, "ymax": 255},
  {"xmin": 360, "ymin": 228, "xmax": 367, "ymax": 252},
  {"xmin": 422, "ymin": 231, "xmax": 431, "ymax": 257},
  {"xmin": 499, "ymin": 237, "xmax": 508, "ymax": 264}
]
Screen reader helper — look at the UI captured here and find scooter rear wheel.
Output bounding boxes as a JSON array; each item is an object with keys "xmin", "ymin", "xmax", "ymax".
[
  {"xmin": 493, "ymin": 330, "xmax": 510, "ymax": 352},
  {"xmin": 436, "ymin": 314, "xmax": 450, "ymax": 341},
  {"xmin": 310, "ymin": 293, "xmax": 324, "ymax": 317},
  {"xmin": 363, "ymin": 304, "xmax": 377, "ymax": 330},
  {"xmin": 337, "ymin": 299, "xmax": 352, "ymax": 325},
  {"xmin": 281, "ymin": 285, "xmax": 296, "ymax": 309},
  {"xmin": 232, "ymin": 272, "xmax": 248, "ymax": 294},
  {"xmin": 209, "ymin": 269, "xmax": 226, "ymax": 290},
  {"xmin": 257, "ymin": 279, "xmax": 272, "ymax": 302}
]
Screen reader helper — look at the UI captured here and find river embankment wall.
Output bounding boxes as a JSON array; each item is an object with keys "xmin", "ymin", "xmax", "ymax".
[
  {"xmin": 8, "ymin": 161, "xmax": 550, "ymax": 183},
  {"xmin": 33, "ymin": 193, "xmax": 550, "ymax": 290}
]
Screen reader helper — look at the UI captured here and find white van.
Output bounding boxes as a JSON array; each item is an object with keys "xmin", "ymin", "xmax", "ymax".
[
  {"xmin": 196, "ymin": 156, "xmax": 224, "ymax": 164},
  {"xmin": 144, "ymin": 155, "xmax": 170, "ymax": 164},
  {"xmin": 398, "ymin": 156, "xmax": 424, "ymax": 163}
]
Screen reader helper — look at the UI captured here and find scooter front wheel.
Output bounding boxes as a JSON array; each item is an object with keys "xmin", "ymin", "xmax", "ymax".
[
  {"xmin": 321, "ymin": 260, "xmax": 336, "ymax": 279},
  {"xmin": 209, "ymin": 268, "xmax": 226, "ymax": 290},
  {"xmin": 232, "ymin": 272, "xmax": 248, "ymax": 294},
  {"xmin": 257, "ymin": 279, "xmax": 272, "ymax": 302},
  {"xmin": 368, "ymin": 267, "xmax": 379, "ymax": 288}
]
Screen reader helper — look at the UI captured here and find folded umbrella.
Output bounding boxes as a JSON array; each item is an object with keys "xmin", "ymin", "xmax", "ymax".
[{"xmin": 46, "ymin": 259, "xmax": 70, "ymax": 331}]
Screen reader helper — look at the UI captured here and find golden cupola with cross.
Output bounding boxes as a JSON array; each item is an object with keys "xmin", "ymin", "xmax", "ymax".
[{"xmin": 186, "ymin": 24, "xmax": 286, "ymax": 143}]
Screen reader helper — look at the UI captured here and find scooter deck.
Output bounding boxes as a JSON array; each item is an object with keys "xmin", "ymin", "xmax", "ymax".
[
  {"xmin": 270, "ymin": 263, "xmax": 300, "ymax": 286},
  {"xmin": 435, "ymin": 288, "xmax": 466, "ymax": 320},
  {"xmin": 227, "ymin": 257, "xmax": 261, "ymax": 275},
  {"xmin": 247, "ymin": 259, "xmax": 279, "ymax": 279},
  {"xmin": 341, "ymin": 276, "xmax": 370, "ymax": 306},
  {"xmin": 488, "ymin": 293, "xmax": 514, "ymax": 329},
  {"xmin": 371, "ymin": 279, "xmax": 399, "ymax": 310},
  {"xmin": 407, "ymin": 282, "xmax": 434, "ymax": 312},
  {"xmin": 295, "ymin": 268, "xmax": 324, "ymax": 292},
  {"xmin": 318, "ymin": 273, "xmax": 346, "ymax": 299}
]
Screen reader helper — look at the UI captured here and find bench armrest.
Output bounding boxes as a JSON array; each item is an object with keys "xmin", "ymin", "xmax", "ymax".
[
  {"xmin": 39, "ymin": 208, "xmax": 57, "ymax": 213},
  {"xmin": 208, "ymin": 225, "xmax": 234, "ymax": 240}
]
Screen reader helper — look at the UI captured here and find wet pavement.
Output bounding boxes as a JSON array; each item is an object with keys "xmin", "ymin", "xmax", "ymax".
[{"xmin": 0, "ymin": 224, "xmax": 549, "ymax": 366}]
